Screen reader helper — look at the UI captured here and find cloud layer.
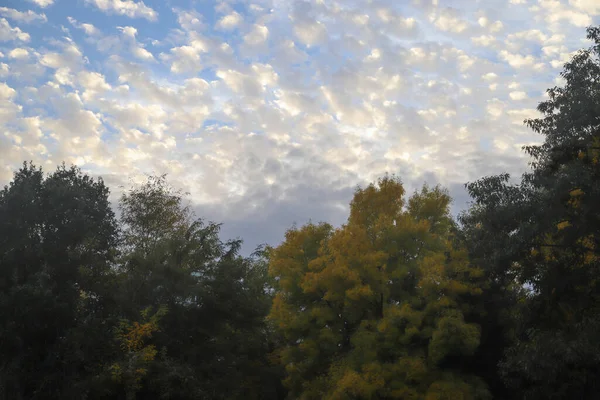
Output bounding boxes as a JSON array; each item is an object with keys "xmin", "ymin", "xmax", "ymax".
[{"xmin": 1, "ymin": 0, "xmax": 599, "ymax": 253}]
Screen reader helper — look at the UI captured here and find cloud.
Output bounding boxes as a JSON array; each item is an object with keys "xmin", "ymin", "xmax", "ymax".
[
  {"xmin": 117, "ymin": 26, "xmax": 155, "ymax": 60},
  {"xmin": 293, "ymin": 20, "xmax": 326, "ymax": 46},
  {"xmin": 77, "ymin": 70, "xmax": 111, "ymax": 101},
  {"xmin": 25, "ymin": 0, "xmax": 54, "ymax": 7},
  {"xmin": 244, "ymin": 24, "xmax": 269, "ymax": 46},
  {"xmin": 472, "ymin": 35, "xmax": 496, "ymax": 47},
  {"xmin": 39, "ymin": 40, "xmax": 86, "ymax": 71},
  {"xmin": 0, "ymin": 82, "xmax": 16, "ymax": 99},
  {"xmin": 499, "ymin": 50, "xmax": 545, "ymax": 70},
  {"xmin": 431, "ymin": 7, "xmax": 470, "ymax": 33},
  {"xmin": 68, "ymin": 17, "xmax": 100, "ymax": 36},
  {"xmin": 0, "ymin": 0, "xmax": 597, "ymax": 253},
  {"xmin": 535, "ymin": 0, "xmax": 593, "ymax": 27},
  {"xmin": 290, "ymin": 1, "xmax": 327, "ymax": 47},
  {"xmin": 8, "ymin": 48, "xmax": 29, "ymax": 59},
  {"xmin": 160, "ymin": 44, "xmax": 205, "ymax": 74},
  {"xmin": 0, "ymin": 7, "xmax": 47, "ymax": 23},
  {"xmin": 509, "ymin": 91, "xmax": 527, "ymax": 100},
  {"xmin": 0, "ymin": 18, "xmax": 30, "ymax": 42},
  {"xmin": 216, "ymin": 11, "xmax": 242, "ymax": 30},
  {"xmin": 569, "ymin": 0, "xmax": 600, "ymax": 14},
  {"xmin": 86, "ymin": 0, "xmax": 157, "ymax": 21}
]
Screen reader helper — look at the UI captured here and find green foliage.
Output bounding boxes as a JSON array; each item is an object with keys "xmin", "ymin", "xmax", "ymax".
[
  {"xmin": 0, "ymin": 162, "xmax": 118, "ymax": 399},
  {"xmin": 116, "ymin": 175, "xmax": 284, "ymax": 399},
  {"xmin": 0, "ymin": 167, "xmax": 283, "ymax": 400},
  {"xmin": 269, "ymin": 176, "xmax": 489, "ymax": 399},
  {"xmin": 460, "ymin": 26, "xmax": 600, "ymax": 399}
]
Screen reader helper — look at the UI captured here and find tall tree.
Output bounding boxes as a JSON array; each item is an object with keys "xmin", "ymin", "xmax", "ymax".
[
  {"xmin": 115, "ymin": 175, "xmax": 284, "ymax": 399},
  {"xmin": 269, "ymin": 176, "xmax": 489, "ymax": 399},
  {"xmin": 0, "ymin": 162, "xmax": 119, "ymax": 399},
  {"xmin": 460, "ymin": 26, "xmax": 600, "ymax": 399}
]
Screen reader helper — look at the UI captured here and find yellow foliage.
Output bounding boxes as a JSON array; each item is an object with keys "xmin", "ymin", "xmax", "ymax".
[
  {"xmin": 556, "ymin": 220, "xmax": 571, "ymax": 231},
  {"xmin": 579, "ymin": 236, "xmax": 598, "ymax": 265},
  {"xmin": 425, "ymin": 378, "xmax": 477, "ymax": 400},
  {"xmin": 346, "ymin": 284, "xmax": 374, "ymax": 301},
  {"xmin": 110, "ymin": 306, "xmax": 166, "ymax": 396},
  {"xmin": 268, "ymin": 178, "xmax": 487, "ymax": 399},
  {"xmin": 570, "ymin": 188, "xmax": 584, "ymax": 197}
]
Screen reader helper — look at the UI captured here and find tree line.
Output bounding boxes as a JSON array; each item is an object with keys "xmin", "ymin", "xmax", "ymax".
[{"xmin": 1, "ymin": 26, "xmax": 600, "ymax": 400}]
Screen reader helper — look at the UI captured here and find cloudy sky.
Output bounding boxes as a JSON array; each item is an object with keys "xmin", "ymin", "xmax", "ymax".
[{"xmin": 0, "ymin": 0, "xmax": 599, "ymax": 253}]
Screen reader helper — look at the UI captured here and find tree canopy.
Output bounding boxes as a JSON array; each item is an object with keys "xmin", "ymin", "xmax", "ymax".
[{"xmin": 269, "ymin": 177, "xmax": 489, "ymax": 399}]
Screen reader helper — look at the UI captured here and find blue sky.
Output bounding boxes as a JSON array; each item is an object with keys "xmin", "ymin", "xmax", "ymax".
[{"xmin": 0, "ymin": 0, "xmax": 599, "ymax": 253}]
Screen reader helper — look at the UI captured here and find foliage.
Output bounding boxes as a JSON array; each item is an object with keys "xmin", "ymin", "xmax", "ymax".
[
  {"xmin": 116, "ymin": 175, "xmax": 284, "ymax": 399},
  {"xmin": 460, "ymin": 26, "xmax": 600, "ymax": 399},
  {"xmin": 110, "ymin": 306, "xmax": 167, "ymax": 400},
  {"xmin": 269, "ymin": 176, "xmax": 489, "ymax": 399},
  {"xmin": 0, "ymin": 162, "xmax": 118, "ymax": 399}
]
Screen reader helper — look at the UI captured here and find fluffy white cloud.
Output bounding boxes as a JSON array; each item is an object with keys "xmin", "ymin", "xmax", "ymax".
[
  {"xmin": 78, "ymin": 71, "xmax": 111, "ymax": 101},
  {"xmin": 499, "ymin": 50, "xmax": 545, "ymax": 70},
  {"xmin": 40, "ymin": 41, "xmax": 85, "ymax": 71},
  {"xmin": 117, "ymin": 26, "xmax": 155, "ymax": 60},
  {"xmin": 431, "ymin": 7, "xmax": 470, "ymax": 33},
  {"xmin": 0, "ymin": 7, "xmax": 47, "ymax": 23},
  {"xmin": 8, "ymin": 48, "xmax": 29, "ymax": 59},
  {"xmin": 86, "ymin": 0, "xmax": 157, "ymax": 21},
  {"xmin": 509, "ymin": 91, "xmax": 527, "ymax": 100},
  {"xmin": 25, "ymin": 0, "xmax": 54, "ymax": 7},
  {"xmin": 570, "ymin": 0, "xmax": 600, "ymax": 14},
  {"xmin": 0, "ymin": 0, "xmax": 597, "ymax": 253},
  {"xmin": 161, "ymin": 44, "xmax": 205, "ymax": 74},
  {"xmin": 536, "ymin": 0, "xmax": 593, "ymax": 27},
  {"xmin": 0, "ymin": 82, "xmax": 16, "ymax": 99},
  {"xmin": 216, "ymin": 11, "xmax": 242, "ymax": 30},
  {"xmin": 0, "ymin": 18, "xmax": 30, "ymax": 42},
  {"xmin": 244, "ymin": 24, "xmax": 269, "ymax": 45},
  {"xmin": 68, "ymin": 17, "xmax": 101, "ymax": 36},
  {"xmin": 472, "ymin": 35, "xmax": 496, "ymax": 47}
]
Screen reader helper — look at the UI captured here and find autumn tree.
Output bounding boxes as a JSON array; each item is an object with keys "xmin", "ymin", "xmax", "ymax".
[
  {"xmin": 269, "ymin": 176, "xmax": 489, "ymax": 399},
  {"xmin": 460, "ymin": 26, "xmax": 600, "ymax": 399}
]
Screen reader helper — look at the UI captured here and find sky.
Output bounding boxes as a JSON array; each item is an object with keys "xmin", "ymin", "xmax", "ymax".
[{"xmin": 0, "ymin": 0, "xmax": 599, "ymax": 254}]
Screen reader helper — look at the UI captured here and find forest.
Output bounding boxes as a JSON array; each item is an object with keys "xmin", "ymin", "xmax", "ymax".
[{"xmin": 1, "ymin": 26, "xmax": 600, "ymax": 400}]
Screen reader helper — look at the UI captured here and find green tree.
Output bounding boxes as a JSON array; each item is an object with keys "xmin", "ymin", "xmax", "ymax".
[
  {"xmin": 0, "ymin": 162, "xmax": 119, "ymax": 399},
  {"xmin": 269, "ymin": 176, "xmax": 489, "ymax": 399},
  {"xmin": 460, "ymin": 26, "xmax": 600, "ymax": 399},
  {"xmin": 116, "ymin": 176, "xmax": 284, "ymax": 399}
]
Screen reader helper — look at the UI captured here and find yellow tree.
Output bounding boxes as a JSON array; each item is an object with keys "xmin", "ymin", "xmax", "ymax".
[
  {"xmin": 110, "ymin": 306, "xmax": 167, "ymax": 400},
  {"xmin": 269, "ymin": 176, "xmax": 488, "ymax": 399}
]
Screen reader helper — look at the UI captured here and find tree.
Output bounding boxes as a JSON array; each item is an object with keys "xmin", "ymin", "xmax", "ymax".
[
  {"xmin": 116, "ymin": 175, "xmax": 284, "ymax": 399},
  {"xmin": 269, "ymin": 176, "xmax": 489, "ymax": 399},
  {"xmin": 0, "ymin": 162, "xmax": 118, "ymax": 399},
  {"xmin": 460, "ymin": 26, "xmax": 600, "ymax": 399}
]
